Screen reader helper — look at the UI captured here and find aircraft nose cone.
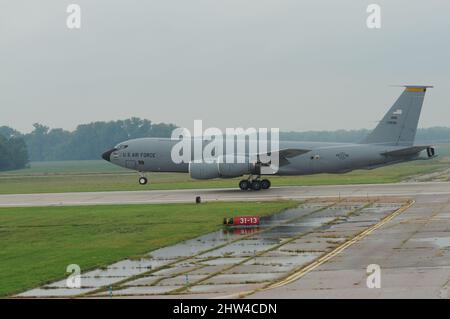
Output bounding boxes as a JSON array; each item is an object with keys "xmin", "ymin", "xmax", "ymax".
[{"xmin": 101, "ymin": 148, "xmax": 116, "ymax": 162}]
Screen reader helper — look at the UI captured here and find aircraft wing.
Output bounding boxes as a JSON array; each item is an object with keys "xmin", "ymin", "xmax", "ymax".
[
  {"xmin": 258, "ymin": 148, "xmax": 311, "ymax": 166},
  {"xmin": 381, "ymin": 146, "xmax": 430, "ymax": 157}
]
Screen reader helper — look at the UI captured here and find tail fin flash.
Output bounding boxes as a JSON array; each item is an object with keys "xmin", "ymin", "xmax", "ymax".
[{"xmin": 361, "ymin": 85, "xmax": 432, "ymax": 145}]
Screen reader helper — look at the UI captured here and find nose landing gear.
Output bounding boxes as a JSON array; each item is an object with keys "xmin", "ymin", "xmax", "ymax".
[
  {"xmin": 238, "ymin": 176, "xmax": 271, "ymax": 191},
  {"xmin": 138, "ymin": 172, "xmax": 148, "ymax": 185}
]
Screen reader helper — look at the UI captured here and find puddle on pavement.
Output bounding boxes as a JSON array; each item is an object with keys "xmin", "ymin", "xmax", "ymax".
[
  {"xmin": 123, "ymin": 275, "xmax": 166, "ymax": 287},
  {"xmin": 247, "ymin": 253, "xmax": 321, "ymax": 268},
  {"xmin": 439, "ymin": 212, "xmax": 450, "ymax": 219},
  {"xmin": 198, "ymin": 257, "xmax": 247, "ymax": 266},
  {"xmin": 293, "ymin": 217, "xmax": 336, "ymax": 227},
  {"xmin": 19, "ymin": 287, "xmax": 94, "ymax": 298},
  {"xmin": 158, "ymin": 274, "xmax": 207, "ymax": 286},
  {"xmin": 97, "ymin": 285, "xmax": 179, "ymax": 296},
  {"xmin": 188, "ymin": 283, "xmax": 266, "ymax": 294},
  {"xmin": 412, "ymin": 237, "xmax": 450, "ymax": 249},
  {"xmin": 203, "ymin": 272, "xmax": 282, "ymax": 285}
]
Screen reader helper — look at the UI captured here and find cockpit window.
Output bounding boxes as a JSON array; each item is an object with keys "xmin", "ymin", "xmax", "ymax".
[{"xmin": 117, "ymin": 144, "xmax": 128, "ymax": 150}]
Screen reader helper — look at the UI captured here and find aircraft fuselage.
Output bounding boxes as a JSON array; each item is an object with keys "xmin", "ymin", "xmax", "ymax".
[{"xmin": 104, "ymin": 138, "xmax": 425, "ymax": 176}]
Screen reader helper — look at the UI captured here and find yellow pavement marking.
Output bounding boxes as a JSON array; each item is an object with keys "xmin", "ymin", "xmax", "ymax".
[
  {"xmin": 219, "ymin": 200, "xmax": 414, "ymax": 298},
  {"xmin": 266, "ymin": 200, "xmax": 414, "ymax": 290}
]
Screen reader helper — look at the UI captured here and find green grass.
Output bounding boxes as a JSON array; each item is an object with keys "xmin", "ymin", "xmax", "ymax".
[
  {"xmin": 0, "ymin": 144, "xmax": 449, "ymax": 194},
  {"xmin": 0, "ymin": 160, "xmax": 127, "ymax": 175},
  {"xmin": 0, "ymin": 159, "xmax": 447, "ymax": 194},
  {"xmin": 0, "ymin": 200, "xmax": 299, "ymax": 297}
]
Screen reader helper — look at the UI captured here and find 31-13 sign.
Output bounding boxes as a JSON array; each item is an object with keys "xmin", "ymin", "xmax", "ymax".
[{"xmin": 224, "ymin": 216, "xmax": 260, "ymax": 226}]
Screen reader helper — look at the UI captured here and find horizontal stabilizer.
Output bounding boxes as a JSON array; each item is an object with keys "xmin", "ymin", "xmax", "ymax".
[
  {"xmin": 278, "ymin": 148, "xmax": 311, "ymax": 158},
  {"xmin": 381, "ymin": 146, "xmax": 429, "ymax": 157}
]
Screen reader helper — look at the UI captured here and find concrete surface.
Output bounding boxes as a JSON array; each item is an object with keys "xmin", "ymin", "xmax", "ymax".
[
  {"xmin": 10, "ymin": 182, "xmax": 450, "ymax": 298},
  {"xmin": 1, "ymin": 181, "xmax": 450, "ymax": 207},
  {"xmin": 251, "ymin": 195, "xmax": 450, "ymax": 299}
]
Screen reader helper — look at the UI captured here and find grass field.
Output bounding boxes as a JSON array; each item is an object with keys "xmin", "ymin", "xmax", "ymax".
[
  {"xmin": 0, "ymin": 200, "xmax": 298, "ymax": 297},
  {"xmin": 0, "ymin": 144, "xmax": 449, "ymax": 194}
]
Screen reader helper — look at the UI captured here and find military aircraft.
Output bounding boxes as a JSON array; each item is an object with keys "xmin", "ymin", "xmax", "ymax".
[{"xmin": 102, "ymin": 85, "xmax": 437, "ymax": 190}]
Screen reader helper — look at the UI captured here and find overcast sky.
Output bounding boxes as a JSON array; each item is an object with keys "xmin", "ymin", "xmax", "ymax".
[{"xmin": 1, "ymin": 0, "xmax": 449, "ymax": 133}]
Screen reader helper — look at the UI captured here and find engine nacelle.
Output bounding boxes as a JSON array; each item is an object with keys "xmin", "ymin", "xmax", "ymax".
[
  {"xmin": 426, "ymin": 146, "xmax": 436, "ymax": 158},
  {"xmin": 189, "ymin": 162, "xmax": 220, "ymax": 179},
  {"xmin": 189, "ymin": 156, "xmax": 255, "ymax": 180},
  {"xmin": 218, "ymin": 162, "xmax": 254, "ymax": 177}
]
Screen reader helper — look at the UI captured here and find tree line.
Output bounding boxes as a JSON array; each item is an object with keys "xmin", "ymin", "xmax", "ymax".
[
  {"xmin": 280, "ymin": 127, "xmax": 450, "ymax": 144},
  {"xmin": 0, "ymin": 118, "xmax": 177, "ymax": 162},
  {"xmin": 0, "ymin": 118, "xmax": 449, "ymax": 166}
]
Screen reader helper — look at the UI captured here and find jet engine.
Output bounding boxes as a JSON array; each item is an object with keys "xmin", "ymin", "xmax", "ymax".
[
  {"xmin": 426, "ymin": 146, "xmax": 436, "ymax": 158},
  {"xmin": 189, "ymin": 156, "xmax": 256, "ymax": 180}
]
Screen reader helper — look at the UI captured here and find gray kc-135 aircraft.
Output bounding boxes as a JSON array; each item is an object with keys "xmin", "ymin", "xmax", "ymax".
[{"xmin": 102, "ymin": 85, "xmax": 437, "ymax": 191}]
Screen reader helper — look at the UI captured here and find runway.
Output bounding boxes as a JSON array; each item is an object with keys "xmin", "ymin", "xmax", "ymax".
[
  {"xmin": 11, "ymin": 181, "xmax": 450, "ymax": 298},
  {"xmin": 1, "ymin": 181, "xmax": 450, "ymax": 207},
  {"xmin": 251, "ymin": 194, "xmax": 450, "ymax": 299},
  {"xmin": 17, "ymin": 198, "xmax": 410, "ymax": 298}
]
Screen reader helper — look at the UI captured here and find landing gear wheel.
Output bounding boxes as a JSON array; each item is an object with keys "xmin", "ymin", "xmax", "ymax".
[
  {"xmin": 251, "ymin": 180, "xmax": 262, "ymax": 191},
  {"xmin": 261, "ymin": 179, "xmax": 271, "ymax": 190},
  {"xmin": 138, "ymin": 177, "xmax": 148, "ymax": 185},
  {"xmin": 239, "ymin": 180, "xmax": 250, "ymax": 190}
]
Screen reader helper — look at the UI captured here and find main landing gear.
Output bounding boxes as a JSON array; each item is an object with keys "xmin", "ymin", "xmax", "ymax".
[
  {"xmin": 238, "ymin": 176, "xmax": 271, "ymax": 191},
  {"xmin": 138, "ymin": 172, "xmax": 148, "ymax": 185}
]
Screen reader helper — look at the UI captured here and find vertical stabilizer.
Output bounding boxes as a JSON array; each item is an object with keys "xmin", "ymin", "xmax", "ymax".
[{"xmin": 361, "ymin": 86, "xmax": 432, "ymax": 145}]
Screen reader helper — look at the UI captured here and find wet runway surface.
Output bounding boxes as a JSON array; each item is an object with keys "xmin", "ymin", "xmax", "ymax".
[
  {"xmin": 250, "ymin": 194, "xmax": 450, "ymax": 299},
  {"xmin": 12, "ymin": 182, "xmax": 450, "ymax": 298},
  {"xmin": 18, "ymin": 199, "xmax": 408, "ymax": 298}
]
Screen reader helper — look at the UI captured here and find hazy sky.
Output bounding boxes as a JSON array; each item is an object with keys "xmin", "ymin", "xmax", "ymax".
[{"xmin": 1, "ymin": 0, "xmax": 449, "ymax": 133}]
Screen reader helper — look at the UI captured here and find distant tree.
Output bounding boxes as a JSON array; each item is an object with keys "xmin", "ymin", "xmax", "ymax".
[
  {"xmin": 150, "ymin": 122, "xmax": 178, "ymax": 137},
  {"xmin": 0, "ymin": 126, "xmax": 21, "ymax": 139},
  {"xmin": 0, "ymin": 135, "xmax": 11, "ymax": 170},
  {"xmin": 416, "ymin": 127, "xmax": 450, "ymax": 143},
  {"xmin": 20, "ymin": 118, "xmax": 177, "ymax": 161},
  {"xmin": 24, "ymin": 123, "xmax": 66, "ymax": 161},
  {"xmin": 0, "ymin": 134, "xmax": 29, "ymax": 171},
  {"xmin": 280, "ymin": 129, "xmax": 370, "ymax": 143},
  {"xmin": 121, "ymin": 117, "xmax": 153, "ymax": 138},
  {"xmin": 7, "ymin": 137, "xmax": 29, "ymax": 169},
  {"xmin": 281, "ymin": 127, "xmax": 450, "ymax": 143}
]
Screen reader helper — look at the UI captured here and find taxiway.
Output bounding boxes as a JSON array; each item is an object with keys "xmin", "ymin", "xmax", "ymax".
[{"xmin": 1, "ymin": 182, "xmax": 449, "ymax": 207}]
